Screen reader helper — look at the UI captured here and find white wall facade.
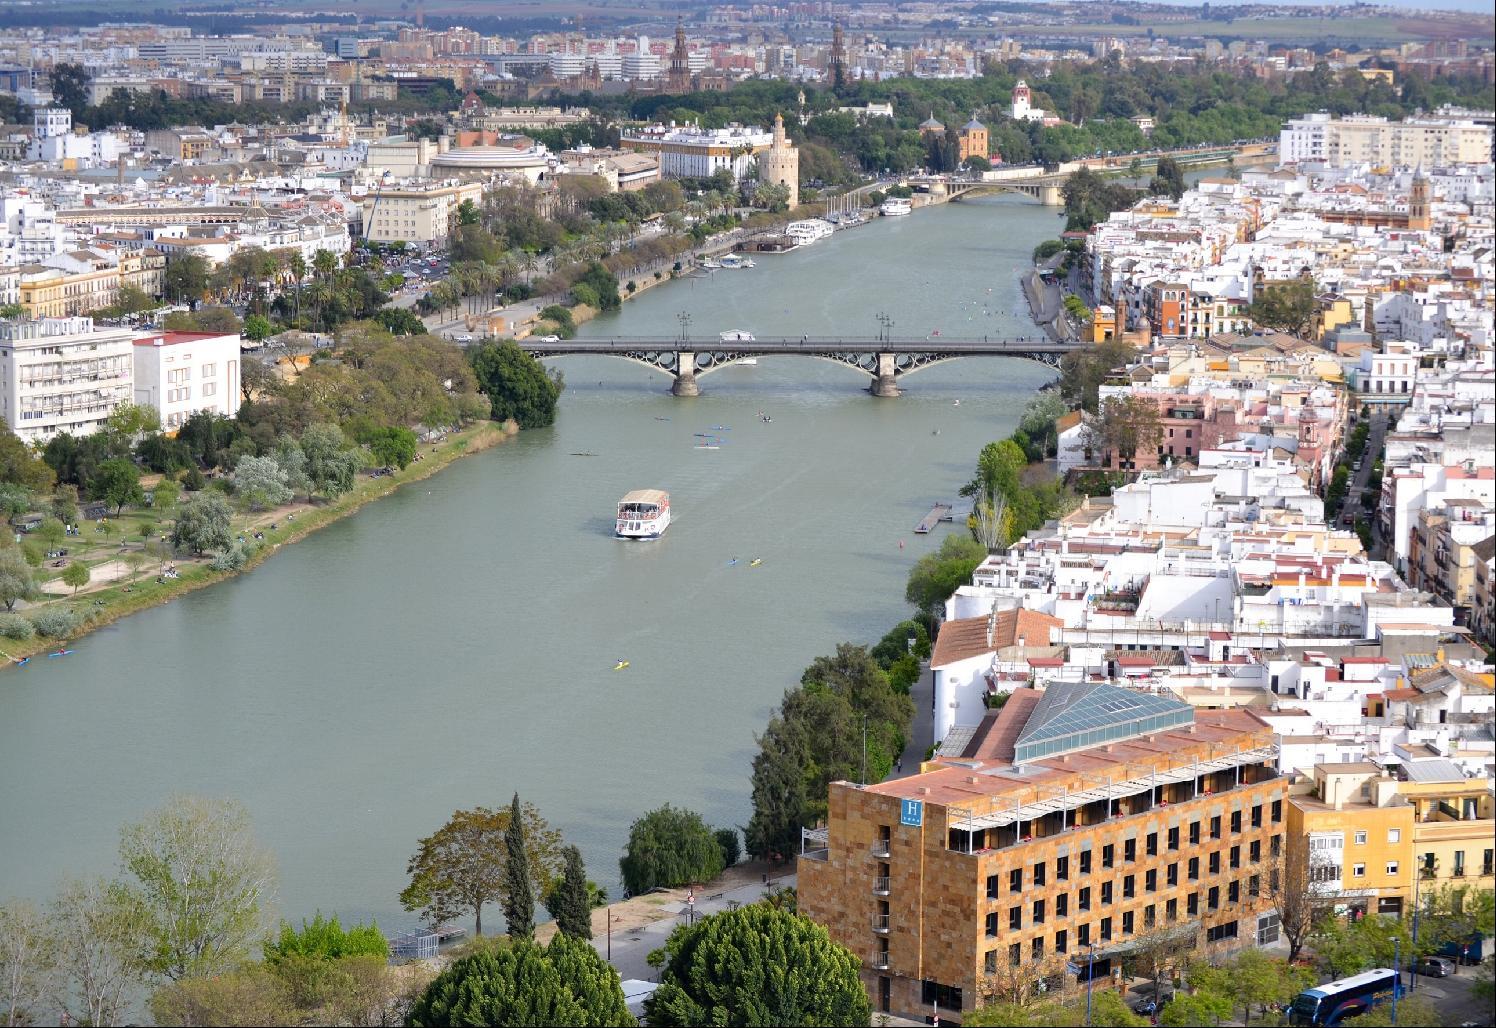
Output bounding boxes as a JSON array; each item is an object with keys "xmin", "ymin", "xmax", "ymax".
[
  {"xmin": 0, "ymin": 317, "xmax": 134, "ymax": 442},
  {"xmin": 131, "ymin": 330, "xmax": 241, "ymax": 429}
]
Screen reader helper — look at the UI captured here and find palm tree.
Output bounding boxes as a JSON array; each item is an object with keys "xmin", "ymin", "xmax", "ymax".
[{"xmin": 287, "ymin": 251, "xmax": 307, "ymax": 324}]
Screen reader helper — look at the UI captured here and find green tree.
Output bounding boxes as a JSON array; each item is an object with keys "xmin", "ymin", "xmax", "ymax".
[
  {"xmin": 1416, "ymin": 885, "xmax": 1495, "ymax": 959},
  {"xmin": 300, "ymin": 423, "xmax": 360, "ymax": 500},
  {"xmin": 232, "ymin": 454, "xmax": 292, "ymax": 510},
  {"xmin": 543, "ymin": 845, "xmax": 593, "ymax": 940},
  {"xmin": 1249, "ymin": 278, "xmax": 1318, "ymax": 339},
  {"xmin": 1311, "ymin": 912, "xmax": 1412, "ymax": 979},
  {"xmin": 502, "ymin": 792, "xmax": 536, "ymax": 939},
  {"xmin": 374, "ymin": 307, "xmax": 426, "ymax": 336},
  {"xmin": 620, "ymin": 805, "xmax": 726, "ymax": 896},
  {"xmin": 0, "ymin": 548, "xmax": 35, "ymax": 611},
  {"xmin": 0, "ymin": 483, "xmax": 29, "ymax": 521},
  {"xmin": 1342, "ymin": 992, "xmax": 1442, "ymax": 1028},
  {"xmin": 151, "ymin": 479, "xmax": 180, "ymax": 514},
  {"xmin": 263, "ymin": 913, "xmax": 387, "ymax": 964},
  {"xmin": 1150, "ymin": 155, "xmax": 1186, "ymax": 199},
  {"xmin": 106, "ymin": 403, "xmax": 161, "ymax": 441},
  {"xmin": 163, "ymin": 253, "xmax": 211, "ymax": 304},
  {"xmin": 645, "ymin": 904, "xmax": 870, "ymax": 1027},
  {"xmin": 905, "ymin": 532, "xmax": 986, "ymax": 616},
  {"xmin": 400, "ymin": 802, "xmax": 562, "ymax": 937},
  {"xmin": 150, "ymin": 963, "xmax": 295, "ymax": 1027},
  {"xmin": 1083, "ymin": 395, "xmax": 1162, "ymax": 465},
  {"xmin": 50, "ymin": 876, "xmax": 151, "ymax": 1027},
  {"xmin": 1059, "ymin": 339, "xmax": 1134, "ymax": 413},
  {"xmin": 242, "ymin": 313, "xmax": 275, "ymax": 342},
  {"xmin": 62, "ymin": 559, "xmax": 91, "ymax": 594},
  {"xmin": 171, "ymin": 493, "xmax": 234, "ymax": 555},
  {"xmin": 51, "ymin": 62, "xmax": 91, "ymax": 118},
  {"xmin": 407, "ymin": 936, "xmax": 636, "ymax": 1028},
  {"xmin": 118, "ymin": 795, "xmax": 276, "ymax": 981},
  {"xmin": 0, "ymin": 428, "xmax": 55, "ymax": 492},
  {"xmin": 469, "ymin": 340, "xmax": 565, "ymax": 429},
  {"xmin": 0, "ymin": 900, "xmax": 53, "ymax": 1027},
  {"xmin": 89, "ymin": 458, "xmax": 145, "ymax": 514},
  {"xmin": 366, "ymin": 426, "xmax": 418, "ymax": 470},
  {"xmin": 715, "ymin": 827, "xmax": 741, "ymax": 868}
]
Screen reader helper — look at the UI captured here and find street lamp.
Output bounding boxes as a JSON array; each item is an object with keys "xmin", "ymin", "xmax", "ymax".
[
  {"xmin": 876, "ymin": 311, "xmax": 894, "ymax": 344},
  {"xmin": 677, "ymin": 310, "xmax": 692, "ymax": 343},
  {"xmin": 1084, "ymin": 942, "xmax": 1098, "ymax": 1027}
]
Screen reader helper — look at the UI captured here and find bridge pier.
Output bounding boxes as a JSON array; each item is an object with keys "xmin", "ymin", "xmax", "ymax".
[
  {"xmin": 1038, "ymin": 184, "xmax": 1063, "ymax": 206},
  {"xmin": 871, "ymin": 352, "xmax": 900, "ymax": 398},
  {"xmin": 671, "ymin": 350, "xmax": 699, "ymax": 397}
]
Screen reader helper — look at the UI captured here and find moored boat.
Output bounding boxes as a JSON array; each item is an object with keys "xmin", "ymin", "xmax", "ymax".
[
  {"xmin": 616, "ymin": 490, "xmax": 671, "ymax": 539},
  {"xmin": 880, "ymin": 197, "xmax": 913, "ymax": 216}
]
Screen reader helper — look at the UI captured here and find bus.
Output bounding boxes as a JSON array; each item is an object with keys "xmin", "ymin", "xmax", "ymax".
[{"xmin": 1289, "ymin": 969, "xmax": 1402, "ymax": 1026}]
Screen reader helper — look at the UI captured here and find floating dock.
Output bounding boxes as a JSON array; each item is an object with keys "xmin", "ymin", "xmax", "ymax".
[{"xmin": 915, "ymin": 503, "xmax": 953, "ymax": 534}]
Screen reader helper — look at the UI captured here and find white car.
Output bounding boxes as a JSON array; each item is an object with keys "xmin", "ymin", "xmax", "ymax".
[{"xmin": 538, "ymin": 334, "xmax": 561, "ymax": 343}]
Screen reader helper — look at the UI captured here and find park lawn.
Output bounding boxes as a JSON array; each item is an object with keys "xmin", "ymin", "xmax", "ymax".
[{"xmin": 4, "ymin": 419, "xmax": 512, "ymax": 665}]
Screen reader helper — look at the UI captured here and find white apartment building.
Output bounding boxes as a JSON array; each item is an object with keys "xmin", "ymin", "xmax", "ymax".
[
  {"xmin": 0, "ymin": 317, "xmax": 134, "ymax": 442},
  {"xmin": 1280, "ymin": 112, "xmax": 1493, "ymax": 169},
  {"xmin": 361, "ymin": 179, "xmax": 484, "ymax": 245},
  {"xmin": 619, "ymin": 122, "xmax": 773, "ymax": 182},
  {"xmin": 1354, "ymin": 346, "xmax": 1419, "ymax": 403},
  {"xmin": 131, "ymin": 330, "xmax": 241, "ymax": 429}
]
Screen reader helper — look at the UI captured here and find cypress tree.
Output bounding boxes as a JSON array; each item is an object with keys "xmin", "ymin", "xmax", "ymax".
[
  {"xmin": 502, "ymin": 792, "xmax": 535, "ymax": 939},
  {"xmin": 545, "ymin": 844, "xmax": 593, "ymax": 940}
]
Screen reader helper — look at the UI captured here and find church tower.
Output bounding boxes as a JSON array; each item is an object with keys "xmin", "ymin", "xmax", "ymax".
[
  {"xmin": 761, "ymin": 112, "xmax": 800, "ymax": 210},
  {"xmin": 668, "ymin": 18, "xmax": 691, "ymax": 93},
  {"xmin": 829, "ymin": 22, "xmax": 847, "ymax": 89},
  {"xmin": 1407, "ymin": 169, "xmax": 1431, "ymax": 231}
]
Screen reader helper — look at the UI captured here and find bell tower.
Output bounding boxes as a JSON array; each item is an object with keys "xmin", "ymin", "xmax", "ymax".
[
  {"xmin": 1407, "ymin": 168, "xmax": 1431, "ymax": 231},
  {"xmin": 668, "ymin": 18, "xmax": 691, "ymax": 93}
]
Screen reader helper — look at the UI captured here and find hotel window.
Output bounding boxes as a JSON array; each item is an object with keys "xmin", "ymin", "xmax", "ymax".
[
  {"xmin": 1166, "ymin": 898, "xmax": 1178, "ymax": 921},
  {"xmin": 1146, "ymin": 832, "xmax": 1158, "ymax": 857},
  {"xmin": 1190, "ymin": 822, "xmax": 1201, "ymax": 845},
  {"xmin": 1230, "ymin": 811, "xmax": 1242, "ymax": 834},
  {"xmin": 1010, "ymin": 868, "xmax": 1023, "ymax": 892},
  {"xmin": 1188, "ymin": 857, "xmax": 1200, "ymax": 881},
  {"xmin": 1209, "ymin": 853, "xmax": 1222, "ymax": 875},
  {"xmin": 987, "ymin": 875, "xmax": 999, "ymax": 899},
  {"xmin": 1031, "ymin": 937, "xmax": 1044, "ymax": 961},
  {"xmin": 1100, "ymin": 918, "xmax": 1113, "ymax": 942},
  {"xmin": 1078, "ymin": 923, "xmax": 1091, "ymax": 946},
  {"xmin": 1271, "ymin": 835, "xmax": 1282, "ymax": 858},
  {"xmin": 1056, "ymin": 893, "xmax": 1068, "ymax": 917},
  {"xmin": 1250, "ymin": 840, "xmax": 1261, "ymax": 863},
  {"xmin": 1101, "ymin": 882, "xmax": 1113, "ymax": 905},
  {"xmin": 1124, "ymin": 839, "xmax": 1136, "ymax": 863},
  {"xmin": 985, "ymin": 912, "xmax": 998, "ymax": 937},
  {"xmin": 1055, "ymin": 929, "xmax": 1068, "ymax": 954},
  {"xmin": 1009, "ymin": 906, "xmax": 1022, "ymax": 931},
  {"xmin": 1168, "ymin": 826, "xmax": 1180, "ymax": 851},
  {"xmin": 1033, "ymin": 900, "xmax": 1045, "ymax": 926},
  {"xmin": 1079, "ymin": 887, "xmax": 1092, "ymax": 912},
  {"xmin": 1009, "ymin": 943, "xmax": 1022, "ymax": 968},
  {"xmin": 1080, "ymin": 851, "xmax": 1092, "ymax": 874},
  {"xmin": 1122, "ymin": 911, "xmax": 1134, "ymax": 935},
  {"xmin": 1251, "ymin": 805, "xmax": 1263, "ymax": 829},
  {"xmin": 1145, "ymin": 869, "xmax": 1157, "ymax": 893},
  {"xmin": 1208, "ymin": 886, "xmax": 1220, "ymax": 911},
  {"xmin": 1355, "ymin": 831, "xmax": 1367, "ymax": 845},
  {"xmin": 1102, "ymin": 844, "xmax": 1115, "ymax": 869},
  {"xmin": 1228, "ymin": 881, "xmax": 1240, "ymax": 904},
  {"xmin": 985, "ymin": 950, "xmax": 997, "ymax": 974},
  {"xmin": 1123, "ymin": 875, "xmax": 1135, "ymax": 900},
  {"xmin": 1210, "ymin": 816, "xmax": 1222, "ymax": 840},
  {"xmin": 1272, "ymin": 800, "xmax": 1283, "ymax": 823},
  {"xmin": 1167, "ymin": 863, "xmax": 1179, "ymax": 887},
  {"xmin": 1188, "ymin": 892, "xmax": 1199, "ymax": 916},
  {"xmin": 1352, "ymin": 864, "xmax": 1366, "ymax": 879},
  {"xmin": 1033, "ymin": 862, "xmax": 1046, "ymax": 887},
  {"xmin": 1230, "ymin": 846, "xmax": 1241, "ymax": 870},
  {"xmin": 1388, "ymin": 829, "xmax": 1401, "ymax": 844},
  {"xmin": 1056, "ymin": 855, "xmax": 1069, "ymax": 881}
]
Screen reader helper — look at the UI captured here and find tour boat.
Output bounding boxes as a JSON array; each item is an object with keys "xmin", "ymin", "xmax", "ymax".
[
  {"xmin": 719, "ymin": 254, "xmax": 755, "ymax": 269},
  {"xmin": 784, "ymin": 219, "xmax": 835, "ymax": 246},
  {"xmin": 616, "ymin": 489, "xmax": 671, "ymax": 539},
  {"xmin": 699, "ymin": 257, "xmax": 722, "ymax": 269},
  {"xmin": 880, "ymin": 197, "xmax": 913, "ymax": 217}
]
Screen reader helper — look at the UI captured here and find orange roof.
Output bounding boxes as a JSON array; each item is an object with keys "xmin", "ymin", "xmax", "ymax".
[{"xmin": 930, "ymin": 608, "xmax": 1063, "ymax": 667}]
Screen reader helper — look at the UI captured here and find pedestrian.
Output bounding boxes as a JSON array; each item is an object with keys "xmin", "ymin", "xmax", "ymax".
[{"xmin": 896, "ymin": 757, "xmax": 903, "ymax": 773}]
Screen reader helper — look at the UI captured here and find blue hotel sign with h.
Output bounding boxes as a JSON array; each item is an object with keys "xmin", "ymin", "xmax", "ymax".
[{"xmin": 900, "ymin": 799, "xmax": 923, "ymax": 827}]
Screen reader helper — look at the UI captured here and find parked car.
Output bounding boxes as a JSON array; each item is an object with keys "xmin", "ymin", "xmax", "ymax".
[{"xmin": 1418, "ymin": 956, "xmax": 1455, "ymax": 978}]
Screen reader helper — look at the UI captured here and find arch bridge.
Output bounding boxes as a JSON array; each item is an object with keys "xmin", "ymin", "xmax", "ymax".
[{"xmin": 519, "ymin": 336, "xmax": 1085, "ymax": 396}]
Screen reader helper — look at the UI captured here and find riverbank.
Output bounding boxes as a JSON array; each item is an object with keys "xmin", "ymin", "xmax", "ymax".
[{"xmin": 2, "ymin": 419, "xmax": 515, "ymax": 669}]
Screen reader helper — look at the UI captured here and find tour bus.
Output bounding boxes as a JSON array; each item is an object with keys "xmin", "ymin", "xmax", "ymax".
[{"xmin": 1289, "ymin": 968, "xmax": 1401, "ymax": 1026}]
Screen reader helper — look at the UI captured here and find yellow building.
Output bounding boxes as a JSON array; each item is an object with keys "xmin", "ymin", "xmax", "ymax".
[
  {"xmin": 1090, "ymin": 304, "xmax": 1117, "ymax": 343},
  {"xmin": 1288, "ymin": 764, "xmax": 1415, "ymax": 917},
  {"xmin": 959, "ymin": 114, "xmax": 988, "ymax": 163},
  {"xmin": 19, "ymin": 259, "xmax": 120, "ymax": 319},
  {"xmin": 361, "ymin": 180, "xmax": 484, "ymax": 245},
  {"xmin": 1402, "ymin": 770, "xmax": 1495, "ymax": 894}
]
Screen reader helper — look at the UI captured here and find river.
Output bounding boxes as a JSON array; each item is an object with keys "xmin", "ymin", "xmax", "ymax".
[{"xmin": 0, "ymin": 194, "xmax": 1058, "ymax": 933}]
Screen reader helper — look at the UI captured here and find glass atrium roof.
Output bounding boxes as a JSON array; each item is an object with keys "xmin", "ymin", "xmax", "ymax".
[{"xmin": 1014, "ymin": 683, "xmax": 1194, "ymax": 764}]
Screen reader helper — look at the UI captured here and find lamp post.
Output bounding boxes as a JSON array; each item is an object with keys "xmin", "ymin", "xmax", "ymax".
[
  {"xmin": 606, "ymin": 906, "xmax": 613, "ymax": 961},
  {"xmin": 1392, "ymin": 936, "xmax": 1400, "ymax": 1024},
  {"xmin": 876, "ymin": 311, "xmax": 894, "ymax": 344},
  {"xmin": 676, "ymin": 310, "xmax": 692, "ymax": 344}
]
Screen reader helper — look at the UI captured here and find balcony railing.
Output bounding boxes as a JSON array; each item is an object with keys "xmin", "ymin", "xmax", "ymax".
[
  {"xmin": 871, "ymin": 914, "xmax": 890, "ymax": 934},
  {"xmin": 873, "ymin": 876, "xmax": 891, "ymax": 896},
  {"xmin": 872, "ymin": 952, "xmax": 891, "ymax": 970},
  {"xmin": 870, "ymin": 841, "xmax": 891, "ymax": 858}
]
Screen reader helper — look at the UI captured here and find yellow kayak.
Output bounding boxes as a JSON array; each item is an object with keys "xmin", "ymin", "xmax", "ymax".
[
  {"xmin": 613, "ymin": 660, "xmax": 630, "ymax": 671},
  {"xmin": 749, "ymin": 559, "xmax": 763, "ymax": 568}
]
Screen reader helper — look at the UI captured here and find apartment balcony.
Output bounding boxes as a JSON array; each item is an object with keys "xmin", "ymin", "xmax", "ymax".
[
  {"xmin": 870, "ymin": 840, "xmax": 891, "ymax": 859},
  {"xmin": 871, "ymin": 914, "xmax": 891, "ymax": 934},
  {"xmin": 872, "ymin": 876, "xmax": 891, "ymax": 896},
  {"xmin": 871, "ymin": 952, "xmax": 891, "ymax": 971}
]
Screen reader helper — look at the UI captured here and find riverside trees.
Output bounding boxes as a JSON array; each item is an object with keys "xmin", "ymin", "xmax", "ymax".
[
  {"xmin": 619, "ymin": 805, "xmax": 726, "ymax": 896},
  {"xmin": 469, "ymin": 340, "xmax": 565, "ymax": 429}
]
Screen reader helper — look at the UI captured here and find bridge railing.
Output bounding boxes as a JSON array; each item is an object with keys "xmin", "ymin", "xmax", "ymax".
[{"xmin": 520, "ymin": 336, "xmax": 1080, "ymax": 350}]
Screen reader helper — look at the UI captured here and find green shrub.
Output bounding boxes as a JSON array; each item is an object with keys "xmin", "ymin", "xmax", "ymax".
[
  {"xmin": 714, "ymin": 827, "xmax": 741, "ymax": 868},
  {"xmin": 0, "ymin": 612, "xmax": 35, "ymax": 640},
  {"xmin": 29, "ymin": 606, "xmax": 82, "ymax": 638},
  {"xmin": 210, "ymin": 542, "xmax": 253, "ymax": 572}
]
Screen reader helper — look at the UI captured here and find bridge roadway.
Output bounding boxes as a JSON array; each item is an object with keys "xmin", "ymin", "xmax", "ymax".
[{"xmin": 520, "ymin": 335, "xmax": 1085, "ymax": 397}]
